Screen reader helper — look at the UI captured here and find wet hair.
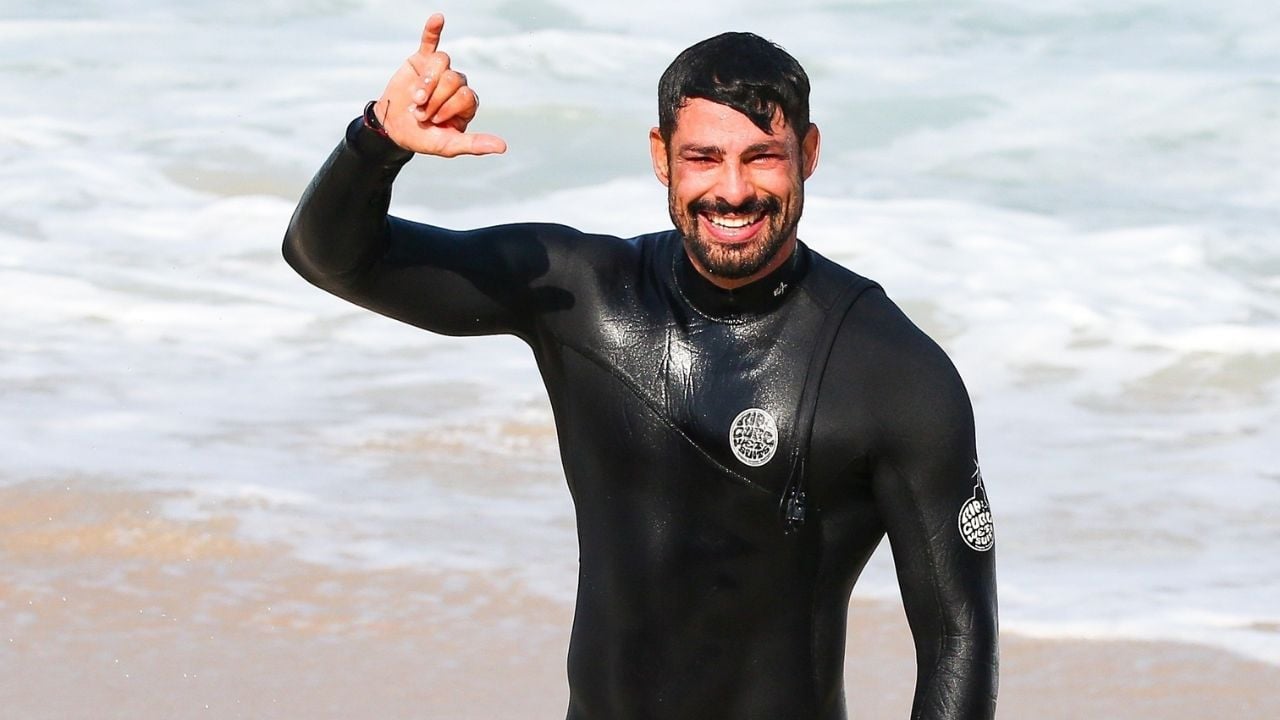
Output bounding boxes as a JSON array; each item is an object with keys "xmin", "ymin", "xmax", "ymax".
[{"xmin": 658, "ymin": 32, "xmax": 810, "ymax": 144}]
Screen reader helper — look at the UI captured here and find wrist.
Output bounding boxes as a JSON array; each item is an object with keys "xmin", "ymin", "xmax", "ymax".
[
  {"xmin": 346, "ymin": 113, "xmax": 414, "ymax": 167},
  {"xmin": 363, "ymin": 99, "xmax": 391, "ymax": 138}
]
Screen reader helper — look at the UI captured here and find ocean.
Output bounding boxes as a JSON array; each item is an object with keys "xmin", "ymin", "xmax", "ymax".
[{"xmin": 2, "ymin": 0, "xmax": 1277, "ymax": 667}]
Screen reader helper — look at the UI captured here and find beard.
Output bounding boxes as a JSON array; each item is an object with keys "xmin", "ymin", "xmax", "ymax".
[{"xmin": 669, "ymin": 184, "xmax": 804, "ymax": 283}]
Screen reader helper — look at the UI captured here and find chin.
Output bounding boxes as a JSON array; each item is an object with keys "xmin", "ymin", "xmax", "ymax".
[{"xmin": 686, "ymin": 232, "xmax": 786, "ymax": 281}]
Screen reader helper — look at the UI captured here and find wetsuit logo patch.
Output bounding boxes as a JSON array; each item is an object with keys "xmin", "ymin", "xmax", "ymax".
[
  {"xmin": 958, "ymin": 461, "xmax": 995, "ymax": 552},
  {"xmin": 729, "ymin": 408, "xmax": 778, "ymax": 467}
]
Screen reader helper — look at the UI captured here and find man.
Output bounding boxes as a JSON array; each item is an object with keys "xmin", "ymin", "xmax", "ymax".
[{"xmin": 284, "ymin": 13, "xmax": 997, "ymax": 720}]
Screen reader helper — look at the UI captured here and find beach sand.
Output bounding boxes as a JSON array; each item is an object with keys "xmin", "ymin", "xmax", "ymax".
[{"xmin": 2, "ymin": 483, "xmax": 1277, "ymax": 719}]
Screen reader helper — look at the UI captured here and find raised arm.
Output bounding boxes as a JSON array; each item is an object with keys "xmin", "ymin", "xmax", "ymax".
[
  {"xmin": 862, "ymin": 300, "xmax": 999, "ymax": 719},
  {"xmin": 284, "ymin": 14, "xmax": 554, "ymax": 339}
]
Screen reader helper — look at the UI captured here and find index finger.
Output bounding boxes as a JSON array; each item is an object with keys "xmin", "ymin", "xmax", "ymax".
[{"xmin": 418, "ymin": 13, "xmax": 445, "ymax": 55}]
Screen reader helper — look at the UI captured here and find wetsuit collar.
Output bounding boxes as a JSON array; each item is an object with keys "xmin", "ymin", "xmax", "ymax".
[{"xmin": 673, "ymin": 238, "xmax": 809, "ymax": 321}]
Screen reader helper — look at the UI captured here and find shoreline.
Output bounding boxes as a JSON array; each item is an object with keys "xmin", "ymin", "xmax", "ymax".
[
  {"xmin": 845, "ymin": 599, "xmax": 1280, "ymax": 719},
  {"xmin": 3, "ymin": 483, "xmax": 1278, "ymax": 718}
]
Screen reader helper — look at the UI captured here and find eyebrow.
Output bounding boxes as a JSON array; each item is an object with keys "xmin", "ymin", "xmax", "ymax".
[
  {"xmin": 676, "ymin": 141, "xmax": 790, "ymax": 156},
  {"xmin": 677, "ymin": 144, "xmax": 723, "ymax": 156}
]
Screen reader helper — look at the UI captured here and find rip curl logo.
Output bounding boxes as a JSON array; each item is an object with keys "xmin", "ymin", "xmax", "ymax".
[
  {"xmin": 958, "ymin": 461, "xmax": 995, "ymax": 552},
  {"xmin": 729, "ymin": 408, "xmax": 778, "ymax": 467}
]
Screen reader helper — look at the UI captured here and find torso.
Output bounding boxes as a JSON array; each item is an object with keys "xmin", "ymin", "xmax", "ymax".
[
  {"xmin": 525, "ymin": 231, "xmax": 881, "ymax": 719},
  {"xmin": 286, "ymin": 125, "xmax": 999, "ymax": 719}
]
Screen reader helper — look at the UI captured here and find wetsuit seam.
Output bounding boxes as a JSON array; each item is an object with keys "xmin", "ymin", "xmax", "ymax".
[
  {"xmin": 796, "ymin": 285, "xmax": 880, "ymax": 718},
  {"xmin": 556, "ymin": 340, "xmax": 773, "ymax": 496}
]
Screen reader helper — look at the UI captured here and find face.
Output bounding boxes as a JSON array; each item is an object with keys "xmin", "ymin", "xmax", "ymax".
[{"xmin": 650, "ymin": 98, "xmax": 820, "ymax": 289}]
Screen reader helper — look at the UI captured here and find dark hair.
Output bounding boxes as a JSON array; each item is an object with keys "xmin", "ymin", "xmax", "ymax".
[{"xmin": 658, "ymin": 32, "xmax": 810, "ymax": 143}]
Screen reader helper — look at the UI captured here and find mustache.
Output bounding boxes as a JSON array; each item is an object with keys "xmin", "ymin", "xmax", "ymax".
[{"xmin": 689, "ymin": 195, "xmax": 782, "ymax": 216}]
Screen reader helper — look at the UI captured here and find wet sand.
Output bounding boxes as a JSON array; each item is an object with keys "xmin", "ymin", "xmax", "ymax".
[{"xmin": 3, "ymin": 483, "xmax": 1277, "ymax": 719}]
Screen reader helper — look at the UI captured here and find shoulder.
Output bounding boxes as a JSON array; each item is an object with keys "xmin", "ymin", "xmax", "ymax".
[
  {"xmin": 801, "ymin": 246, "xmax": 958, "ymax": 391},
  {"xmin": 821, "ymin": 271, "xmax": 974, "ymax": 448},
  {"xmin": 849, "ymin": 287, "xmax": 967, "ymax": 397}
]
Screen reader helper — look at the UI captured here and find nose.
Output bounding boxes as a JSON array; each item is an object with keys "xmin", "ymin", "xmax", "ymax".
[{"xmin": 712, "ymin": 160, "xmax": 754, "ymax": 208}]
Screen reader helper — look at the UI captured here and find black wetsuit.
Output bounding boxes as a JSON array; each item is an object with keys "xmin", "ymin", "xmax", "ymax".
[{"xmin": 284, "ymin": 118, "xmax": 998, "ymax": 719}]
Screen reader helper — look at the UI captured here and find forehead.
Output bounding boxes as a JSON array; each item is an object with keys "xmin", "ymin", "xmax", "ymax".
[{"xmin": 670, "ymin": 98, "xmax": 796, "ymax": 150}]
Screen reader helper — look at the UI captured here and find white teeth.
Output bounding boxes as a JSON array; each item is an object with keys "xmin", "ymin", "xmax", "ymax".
[{"xmin": 706, "ymin": 213, "xmax": 762, "ymax": 229}]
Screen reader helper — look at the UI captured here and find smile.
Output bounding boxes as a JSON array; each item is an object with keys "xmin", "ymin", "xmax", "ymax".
[
  {"xmin": 705, "ymin": 211, "xmax": 765, "ymax": 229},
  {"xmin": 699, "ymin": 209, "xmax": 769, "ymax": 243}
]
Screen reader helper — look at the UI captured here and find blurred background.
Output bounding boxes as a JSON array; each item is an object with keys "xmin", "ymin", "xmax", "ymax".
[{"xmin": 1, "ymin": 1, "xmax": 1277, "ymax": 714}]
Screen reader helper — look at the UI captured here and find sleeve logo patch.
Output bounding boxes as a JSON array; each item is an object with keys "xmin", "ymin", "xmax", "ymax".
[
  {"xmin": 958, "ymin": 461, "xmax": 995, "ymax": 552},
  {"xmin": 729, "ymin": 408, "xmax": 778, "ymax": 467}
]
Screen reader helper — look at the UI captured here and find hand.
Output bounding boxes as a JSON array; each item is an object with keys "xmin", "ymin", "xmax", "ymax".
[{"xmin": 373, "ymin": 13, "xmax": 507, "ymax": 157}]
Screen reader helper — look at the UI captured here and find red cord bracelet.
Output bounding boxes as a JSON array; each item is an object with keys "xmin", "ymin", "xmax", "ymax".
[{"xmin": 362, "ymin": 100, "xmax": 390, "ymax": 138}]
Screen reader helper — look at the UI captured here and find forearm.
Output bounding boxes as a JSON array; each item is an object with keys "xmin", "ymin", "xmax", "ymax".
[
  {"xmin": 283, "ymin": 116, "xmax": 414, "ymax": 292},
  {"xmin": 884, "ymin": 462, "xmax": 999, "ymax": 720}
]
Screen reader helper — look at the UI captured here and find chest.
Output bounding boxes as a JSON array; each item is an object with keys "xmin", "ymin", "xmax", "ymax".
[{"xmin": 577, "ymin": 290, "xmax": 830, "ymax": 490}]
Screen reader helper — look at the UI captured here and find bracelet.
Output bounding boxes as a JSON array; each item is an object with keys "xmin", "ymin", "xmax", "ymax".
[{"xmin": 363, "ymin": 99, "xmax": 390, "ymax": 138}]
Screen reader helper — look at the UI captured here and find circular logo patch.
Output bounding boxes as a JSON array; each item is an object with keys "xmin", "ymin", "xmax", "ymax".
[
  {"xmin": 729, "ymin": 408, "xmax": 778, "ymax": 467},
  {"xmin": 958, "ymin": 488, "xmax": 995, "ymax": 552}
]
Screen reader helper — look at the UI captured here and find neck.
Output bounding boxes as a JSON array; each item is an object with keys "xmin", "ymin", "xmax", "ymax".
[{"xmin": 673, "ymin": 239, "xmax": 808, "ymax": 320}]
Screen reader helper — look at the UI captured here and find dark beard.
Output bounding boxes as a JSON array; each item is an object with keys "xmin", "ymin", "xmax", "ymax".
[{"xmin": 674, "ymin": 194, "xmax": 796, "ymax": 281}]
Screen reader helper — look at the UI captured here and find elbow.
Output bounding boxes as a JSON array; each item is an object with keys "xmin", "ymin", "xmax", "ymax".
[
  {"xmin": 957, "ymin": 597, "xmax": 1000, "ymax": 694},
  {"xmin": 281, "ymin": 224, "xmax": 316, "ymax": 283},
  {"xmin": 966, "ymin": 597, "xmax": 1000, "ymax": 657},
  {"xmin": 281, "ymin": 226, "xmax": 326, "ymax": 291},
  {"xmin": 956, "ymin": 611, "xmax": 1001, "ymax": 718},
  {"xmin": 915, "ymin": 632, "xmax": 999, "ymax": 720},
  {"xmin": 913, "ymin": 606, "xmax": 999, "ymax": 719},
  {"xmin": 280, "ymin": 215, "xmax": 354, "ymax": 294}
]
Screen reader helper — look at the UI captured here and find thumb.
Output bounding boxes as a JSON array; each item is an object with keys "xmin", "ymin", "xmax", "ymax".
[
  {"xmin": 466, "ymin": 133, "xmax": 508, "ymax": 156},
  {"xmin": 440, "ymin": 132, "xmax": 508, "ymax": 157}
]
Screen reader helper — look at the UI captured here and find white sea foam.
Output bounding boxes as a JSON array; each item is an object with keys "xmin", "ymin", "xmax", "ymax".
[{"xmin": 2, "ymin": 0, "xmax": 1277, "ymax": 665}]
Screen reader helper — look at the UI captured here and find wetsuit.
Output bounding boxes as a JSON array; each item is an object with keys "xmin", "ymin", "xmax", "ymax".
[{"xmin": 283, "ymin": 117, "xmax": 999, "ymax": 720}]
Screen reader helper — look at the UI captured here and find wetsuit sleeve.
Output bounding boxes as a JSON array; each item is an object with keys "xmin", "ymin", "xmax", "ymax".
[
  {"xmin": 283, "ymin": 117, "xmax": 568, "ymax": 340},
  {"xmin": 859, "ymin": 296, "xmax": 999, "ymax": 719}
]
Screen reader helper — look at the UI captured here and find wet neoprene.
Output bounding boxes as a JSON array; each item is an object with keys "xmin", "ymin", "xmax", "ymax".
[{"xmin": 283, "ymin": 117, "xmax": 999, "ymax": 720}]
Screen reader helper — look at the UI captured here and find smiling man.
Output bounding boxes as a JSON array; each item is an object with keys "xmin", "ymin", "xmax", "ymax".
[
  {"xmin": 285, "ymin": 14, "xmax": 998, "ymax": 720},
  {"xmin": 649, "ymin": 35, "xmax": 819, "ymax": 290}
]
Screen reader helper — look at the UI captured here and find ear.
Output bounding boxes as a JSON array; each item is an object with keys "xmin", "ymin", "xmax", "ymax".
[
  {"xmin": 649, "ymin": 127, "xmax": 670, "ymax": 187},
  {"xmin": 800, "ymin": 123, "xmax": 821, "ymax": 180}
]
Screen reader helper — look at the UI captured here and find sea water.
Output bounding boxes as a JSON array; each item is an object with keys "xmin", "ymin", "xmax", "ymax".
[{"xmin": 1, "ymin": 0, "xmax": 1278, "ymax": 664}]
